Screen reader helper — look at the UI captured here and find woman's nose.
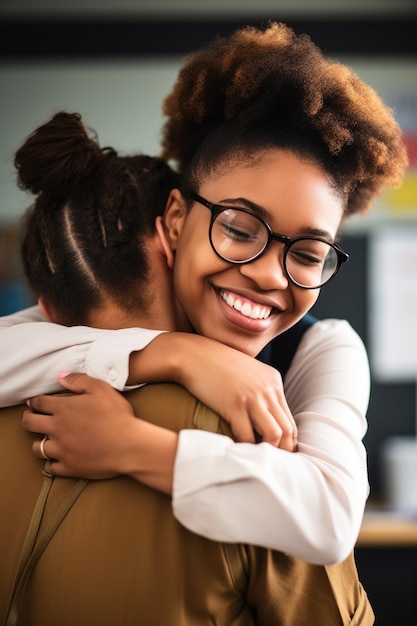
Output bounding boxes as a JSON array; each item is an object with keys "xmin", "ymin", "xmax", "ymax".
[{"xmin": 238, "ymin": 242, "xmax": 289, "ymax": 290}]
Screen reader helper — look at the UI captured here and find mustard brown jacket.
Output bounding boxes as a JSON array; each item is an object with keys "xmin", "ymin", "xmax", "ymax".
[{"xmin": 0, "ymin": 383, "xmax": 374, "ymax": 625}]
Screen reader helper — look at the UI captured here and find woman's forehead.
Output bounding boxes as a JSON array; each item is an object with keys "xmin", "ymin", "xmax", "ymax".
[{"xmin": 196, "ymin": 150, "xmax": 344, "ymax": 235}]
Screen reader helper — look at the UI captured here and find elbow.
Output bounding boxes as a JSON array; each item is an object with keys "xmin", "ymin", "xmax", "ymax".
[
  {"xmin": 303, "ymin": 524, "xmax": 360, "ymax": 565},
  {"xmin": 314, "ymin": 531, "xmax": 357, "ymax": 565},
  {"xmin": 308, "ymin": 500, "xmax": 365, "ymax": 565}
]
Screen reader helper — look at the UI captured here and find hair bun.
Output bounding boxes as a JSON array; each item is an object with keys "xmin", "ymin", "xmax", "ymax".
[{"xmin": 15, "ymin": 111, "xmax": 102, "ymax": 197}]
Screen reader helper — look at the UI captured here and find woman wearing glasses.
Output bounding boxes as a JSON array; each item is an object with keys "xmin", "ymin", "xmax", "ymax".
[{"xmin": 2, "ymin": 22, "xmax": 407, "ymax": 566}]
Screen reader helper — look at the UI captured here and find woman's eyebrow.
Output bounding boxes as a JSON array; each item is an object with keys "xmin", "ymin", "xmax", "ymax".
[
  {"xmin": 219, "ymin": 197, "xmax": 270, "ymax": 219},
  {"xmin": 219, "ymin": 197, "xmax": 334, "ymax": 241},
  {"xmin": 301, "ymin": 226, "xmax": 335, "ymax": 241}
]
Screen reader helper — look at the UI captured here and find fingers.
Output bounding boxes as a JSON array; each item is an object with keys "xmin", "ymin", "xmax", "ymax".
[
  {"xmin": 24, "ymin": 372, "xmax": 105, "ymax": 422},
  {"xmin": 248, "ymin": 403, "xmax": 297, "ymax": 451},
  {"xmin": 224, "ymin": 388, "xmax": 298, "ymax": 450},
  {"xmin": 31, "ymin": 434, "xmax": 89, "ymax": 479},
  {"xmin": 229, "ymin": 418, "xmax": 257, "ymax": 444},
  {"xmin": 264, "ymin": 389, "xmax": 298, "ymax": 451},
  {"xmin": 22, "ymin": 409, "xmax": 53, "ymax": 434},
  {"xmin": 31, "ymin": 445, "xmax": 78, "ymax": 479},
  {"xmin": 277, "ymin": 425, "xmax": 298, "ymax": 453},
  {"xmin": 43, "ymin": 462, "xmax": 75, "ymax": 478},
  {"xmin": 25, "ymin": 387, "xmax": 74, "ymax": 416},
  {"xmin": 236, "ymin": 369, "xmax": 298, "ymax": 451},
  {"xmin": 227, "ymin": 405, "xmax": 297, "ymax": 450},
  {"xmin": 25, "ymin": 394, "xmax": 56, "ymax": 415},
  {"xmin": 33, "ymin": 436, "xmax": 55, "ymax": 461},
  {"xmin": 31, "ymin": 428, "xmax": 86, "ymax": 477},
  {"xmin": 57, "ymin": 371, "xmax": 102, "ymax": 394},
  {"xmin": 255, "ymin": 416, "xmax": 290, "ymax": 450}
]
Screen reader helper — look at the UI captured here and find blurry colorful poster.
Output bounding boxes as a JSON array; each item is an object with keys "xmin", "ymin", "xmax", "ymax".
[
  {"xmin": 369, "ymin": 229, "xmax": 417, "ymax": 379},
  {"xmin": 383, "ymin": 93, "xmax": 417, "ymax": 216}
]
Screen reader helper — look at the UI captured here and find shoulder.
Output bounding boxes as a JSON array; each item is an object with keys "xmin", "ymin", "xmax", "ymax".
[
  {"xmin": 125, "ymin": 383, "xmax": 199, "ymax": 432},
  {"xmin": 0, "ymin": 305, "xmax": 45, "ymax": 327},
  {"xmin": 292, "ymin": 318, "xmax": 370, "ymax": 377},
  {"xmin": 125, "ymin": 382, "xmax": 225, "ymax": 436},
  {"xmin": 286, "ymin": 318, "xmax": 370, "ymax": 413},
  {"xmin": 285, "ymin": 319, "xmax": 369, "ymax": 387},
  {"xmin": 298, "ymin": 318, "xmax": 367, "ymax": 355}
]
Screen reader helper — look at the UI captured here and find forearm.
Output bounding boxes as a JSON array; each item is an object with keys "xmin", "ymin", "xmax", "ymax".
[
  {"xmin": 127, "ymin": 332, "xmax": 221, "ymax": 384},
  {"xmin": 0, "ymin": 306, "xmax": 164, "ymax": 406},
  {"xmin": 0, "ymin": 322, "xmax": 103, "ymax": 406},
  {"xmin": 23, "ymin": 372, "xmax": 178, "ymax": 493},
  {"xmin": 128, "ymin": 332, "xmax": 296, "ymax": 449},
  {"xmin": 173, "ymin": 427, "xmax": 368, "ymax": 565},
  {"xmin": 127, "ymin": 332, "xmax": 189, "ymax": 384},
  {"xmin": 124, "ymin": 420, "xmax": 178, "ymax": 495},
  {"xmin": 172, "ymin": 320, "xmax": 371, "ymax": 564}
]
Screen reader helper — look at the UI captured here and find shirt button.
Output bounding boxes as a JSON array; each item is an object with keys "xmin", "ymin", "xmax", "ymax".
[{"xmin": 108, "ymin": 368, "xmax": 118, "ymax": 381}]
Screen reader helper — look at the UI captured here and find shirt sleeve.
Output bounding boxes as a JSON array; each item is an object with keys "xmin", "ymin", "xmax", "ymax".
[
  {"xmin": 0, "ymin": 306, "xmax": 165, "ymax": 407},
  {"xmin": 172, "ymin": 319, "xmax": 370, "ymax": 565}
]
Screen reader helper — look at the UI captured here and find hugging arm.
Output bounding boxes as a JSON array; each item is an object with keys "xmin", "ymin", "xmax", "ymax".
[
  {"xmin": 127, "ymin": 332, "xmax": 296, "ymax": 448},
  {"xmin": 171, "ymin": 320, "xmax": 370, "ymax": 563},
  {"xmin": 22, "ymin": 319, "xmax": 370, "ymax": 563},
  {"xmin": 1, "ymin": 306, "xmax": 296, "ymax": 447},
  {"xmin": 0, "ymin": 306, "xmax": 164, "ymax": 407}
]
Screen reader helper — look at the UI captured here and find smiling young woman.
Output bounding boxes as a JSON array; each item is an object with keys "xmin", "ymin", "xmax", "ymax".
[{"xmin": 163, "ymin": 150, "xmax": 345, "ymax": 356}]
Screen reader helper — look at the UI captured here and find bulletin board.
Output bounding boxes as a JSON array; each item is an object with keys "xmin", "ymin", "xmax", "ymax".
[{"xmin": 369, "ymin": 229, "xmax": 417, "ymax": 380}]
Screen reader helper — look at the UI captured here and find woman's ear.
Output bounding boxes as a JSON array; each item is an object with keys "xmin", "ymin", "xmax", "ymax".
[
  {"xmin": 38, "ymin": 297, "xmax": 57, "ymax": 323},
  {"xmin": 162, "ymin": 189, "xmax": 188, "ymax": 253},
  {"xmin": 155, "ymin": 216, "xmax": 174, "ymax": 269}
]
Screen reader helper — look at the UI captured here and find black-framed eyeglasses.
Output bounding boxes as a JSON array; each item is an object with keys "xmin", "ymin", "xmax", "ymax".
[{"xmin": 190, "ymin": 192, "xmax": 349, "ymax": 289}]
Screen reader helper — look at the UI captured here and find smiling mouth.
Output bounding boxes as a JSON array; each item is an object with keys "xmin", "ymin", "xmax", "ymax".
[{"xmin": 219, "ymin": 289, "xmax": 273, "ymax": 320}]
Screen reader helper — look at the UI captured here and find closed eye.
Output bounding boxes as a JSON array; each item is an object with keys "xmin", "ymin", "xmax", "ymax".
[
  {"xmin": 287, "ymin": 241, "xmax": 330, "ymax": 266},
  {"xmin": 223, "ymin": 224, "xmax": 258, "ymax": 241},
  {"xmin": 215, "ymin": 211, "xmax": 262, "ymax": 243},
  {"xmin": 289, "ymin": 250, "xmax": 324, "ymax": 265}
]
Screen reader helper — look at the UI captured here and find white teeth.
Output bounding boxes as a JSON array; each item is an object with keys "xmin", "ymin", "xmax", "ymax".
[
  {"xmin": 250, "ymin": 305, "xmax": 261, "ymax": 319},
  {"xmin": 220, "ymin": 290, "xmax": 272, "ymax": 320},
  {"xmin": 234, "ymin": 299, "xmax": 243, "ymax": 312}
]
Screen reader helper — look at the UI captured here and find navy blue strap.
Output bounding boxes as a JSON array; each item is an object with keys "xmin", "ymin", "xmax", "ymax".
[{"xmin": 257, "ymin": 313, "xmax": 318, "ymax": 377}]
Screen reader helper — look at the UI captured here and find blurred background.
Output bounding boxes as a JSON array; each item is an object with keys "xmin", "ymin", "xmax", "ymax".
[{"xmin": 0, "ymin": 1, "xmax": 416, "ymax": 621}]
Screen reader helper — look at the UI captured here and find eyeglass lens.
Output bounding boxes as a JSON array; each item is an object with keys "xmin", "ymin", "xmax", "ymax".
[{"xmin": 211, "ymin": 208, "xmax": 338, "ymax": 288}]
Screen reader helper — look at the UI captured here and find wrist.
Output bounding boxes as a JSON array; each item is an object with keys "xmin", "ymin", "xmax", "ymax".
[
  {"xmin": 127, "ymin": 332, "xmax": 189, "ymax": 384},
  {"xmin": 121, "ymin": 418, "xmax": 178, "ymax": 495}
]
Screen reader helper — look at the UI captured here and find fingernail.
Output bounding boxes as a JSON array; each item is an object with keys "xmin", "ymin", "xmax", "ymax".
[
  {"xmin": 58, "ymin": 370, "xmax": 70, "ymax": 379},
  {"xmin": 25, "ymin": 399, "xmax": 31, "ymax": 407}
]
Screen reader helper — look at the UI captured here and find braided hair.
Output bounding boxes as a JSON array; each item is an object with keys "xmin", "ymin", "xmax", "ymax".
[{"xmin": 16, "ymin": 112, "xmax": 180, "ymax": 325}]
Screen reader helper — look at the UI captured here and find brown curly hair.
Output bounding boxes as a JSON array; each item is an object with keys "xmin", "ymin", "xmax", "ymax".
[{"xmin": 161, "ymin": 22, "xmax": 408, "ymax": 216}]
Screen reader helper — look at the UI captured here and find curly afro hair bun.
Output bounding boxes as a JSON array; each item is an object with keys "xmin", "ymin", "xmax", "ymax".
[{"xmin": 161, "ymin": 21, "xmax": 408, "ymax": 216}]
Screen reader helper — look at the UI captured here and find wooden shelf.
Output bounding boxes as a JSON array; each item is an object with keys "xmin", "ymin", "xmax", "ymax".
[{"xmin": 358, "ymin": 510, "xmax": 417, "ymax": 546}]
